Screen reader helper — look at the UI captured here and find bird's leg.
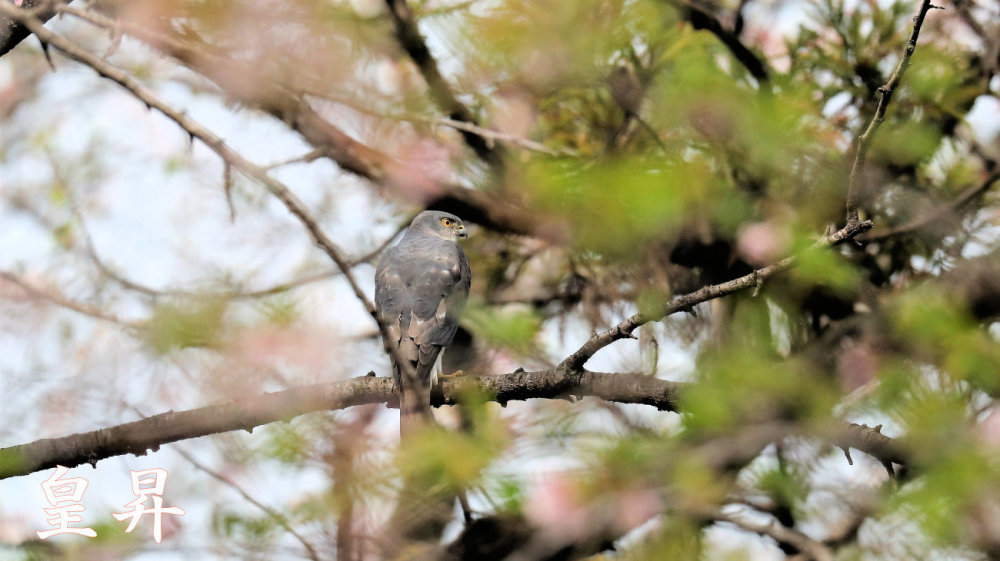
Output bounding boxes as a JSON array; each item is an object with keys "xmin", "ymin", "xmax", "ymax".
[{"xmin": 438, "ymin": 369, "xmax": 466, "ymax": 380}]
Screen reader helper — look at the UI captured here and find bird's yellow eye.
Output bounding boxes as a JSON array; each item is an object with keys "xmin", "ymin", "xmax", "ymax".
[{"xmin": 441, "ymin": 218, "xmax": 452, "ymax": 227}]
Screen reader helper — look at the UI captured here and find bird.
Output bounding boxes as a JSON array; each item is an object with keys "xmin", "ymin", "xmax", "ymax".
[{"xmin": 375, "ymin": 210, "xmax": 471, "ymax": 435}]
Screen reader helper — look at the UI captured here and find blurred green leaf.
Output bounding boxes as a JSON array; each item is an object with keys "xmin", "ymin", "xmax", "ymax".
[
  {"xmin": 145, "ymin": 299, "xmax": 229, "ymax": 353},
  {"xmin": 397, "ymin": 395, "xmax": 507, "ymax": 491},
  {"xmin": 463, "ymin": 302, "xmax": 541, "ymax": 357},
  {"xmin": 791, "ymin": 242, "xmax": 860, "ymax": 295},
  {"xmin": 526, "ymin": 155, "xmax": 718, "ymax": 257}
]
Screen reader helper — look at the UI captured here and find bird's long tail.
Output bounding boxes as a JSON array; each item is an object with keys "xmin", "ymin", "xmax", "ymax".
[{"xmin": 395, "ymin": 363, "xmax": 435, "ymax": 438}]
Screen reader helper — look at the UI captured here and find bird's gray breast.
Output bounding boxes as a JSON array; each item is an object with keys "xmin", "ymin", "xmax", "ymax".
[{"xmin": 374, "ymin": 234, "xmax": 470, "ymax": 348}]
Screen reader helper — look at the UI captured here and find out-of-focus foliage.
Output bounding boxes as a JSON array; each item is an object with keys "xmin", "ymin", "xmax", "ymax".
[{"xmin": 1, "ymin": 0, "xmax": 999, "ymax": 558}]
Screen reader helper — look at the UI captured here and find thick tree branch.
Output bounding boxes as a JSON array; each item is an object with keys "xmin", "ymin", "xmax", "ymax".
[
  {"xmin": 845, "ymin": 0, "xmax": 941, "ymax": 225},
  {"xmin": 0, "ymin": 0, "xmax": 66, "ymax": 58},
  {"xmin": 0, "ymin": 370, "xmax": 680, "ymax": 480},
  {"xmin": 384, "ymin": 0, "xmax": 500, "ymax": 166},
  {"xmin": 560, "ymin": 219, "xmax": 872, "ymax": 371},
  {"xmin": 0, "ymin": 369, "xmax": 907, "ymax": 481}
]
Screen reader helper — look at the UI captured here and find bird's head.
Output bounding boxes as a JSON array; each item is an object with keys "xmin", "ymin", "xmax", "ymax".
[{"xmin": 408, "ymin": 211, "xmax": 468, "ymax": 241}]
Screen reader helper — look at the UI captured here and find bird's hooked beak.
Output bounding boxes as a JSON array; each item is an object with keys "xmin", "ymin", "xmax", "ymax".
[{"xmin": 457, "ymin": 225, "xmax": 468, "ymax": 239}]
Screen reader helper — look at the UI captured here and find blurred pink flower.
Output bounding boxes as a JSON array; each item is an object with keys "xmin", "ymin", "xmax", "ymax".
[
  {"xmin": 524, "ymin": 473, "xmax": 588, "ymax": 541},
  {"xmin": 493, "ymin": 90, "xmax": 537, "ymax": 140},
  {"xmin": 612, "ymin": 487, "xmax": 663, "ymax": 532},
  {"xmin": 384, "ymin": 138, "xmax": 460, "ymax": 202},
  {"xmin": 233, "ymin": 326, "xmax": 339, "ymax": 374},
  {"xmin": 837, "ymin": 339, "xmax": 879, "ymax": 392},
  {"xmin": 737, "ymin": 221, "xmax": 789, "ymax": 265},
  {"xmin": 526, "ymin": 474, "xmax": 663, "ymax": 542}
]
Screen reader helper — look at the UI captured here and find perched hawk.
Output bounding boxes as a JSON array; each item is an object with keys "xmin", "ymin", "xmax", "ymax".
[{"xmin": 375, "ymin": 211, "xmax": 471, "ymax": 434}]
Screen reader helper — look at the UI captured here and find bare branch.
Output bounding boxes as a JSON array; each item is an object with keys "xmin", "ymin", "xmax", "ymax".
[
  {"xmin": 384, "ymin": 0, "xmax": 500, "ymax": 166},
  {"xmin": 0, "ymin": 370, "xmax": 681, "ymax": 480},
  {"xmin": 860, "ymin": 168, "xmax": 1000, "ymax": 243},
  {"xmin": 845, "ymin": 0, "xmax": 942, "ymax": 225},
  {"xmin": 560, "ymin": 219, "xmax": 872, "ymax": 371},
  {"xmin": 263, "ymin": 148, "xmax": 326, "ymax": 171},
  {"xmin": 0, "ymin": 367, "xmax": 909, "ymax": 483},
  {"xmin": 835, "ymin": 422, "xmax": 908, "ymax": 469}
]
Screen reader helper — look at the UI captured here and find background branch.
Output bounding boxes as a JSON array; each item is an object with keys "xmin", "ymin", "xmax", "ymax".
[
  {"xmin": 845, "ymin": 0, "xmax": 940, "ymax": 225},
  {"xmin": 171, "ymin": 444, "xmax": 324, "ymax": 561},
  {"xmin": 384, "ymin": 0, "xmax": 500, "ymax": 166},
  {"xmin": 58, "ymin": 3, "xmax": 540, "ymax": 236},
  {"xmin": 709, "ymin": 508, "xmax": 834, "ymax": 561},
  {"xmin": 0, "ymin": 270, "xmax": 138, "ymax": 327},
  {"xmin": 673, "ymin": 0, "xmax": 771, "ymax": 89},
  {"xmin": 561, "ymin": 219, "xmax": 872, "ymax": 370},
  {"xmin": 0, "ymin": 0, "xmax": 66, "ymax": 58},
  {"xmin": 0, "ymin": 5, "xmax": 423, "ymax": 381},
  {"xmin": 5, "ymin": 1, "xmax": 547, "ymax": 241},
  {"xmin": 860, "ymin": 168, "xmax": 1000, "ymax": 242}
]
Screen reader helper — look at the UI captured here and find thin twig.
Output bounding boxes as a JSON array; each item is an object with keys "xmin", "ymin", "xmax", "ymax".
[
  {"xmin": 860, "ymin": 169, "xmax": 1000, "ymax": 242},
  {"xmin": 297, "ymin": 91, "xmax": 568, "ymax": 158},
  {"xmin": 434, "ymin": 118, "xmax": 577, "ymax": 157},
  {"xmin": 263, "ymin": 148, "xmax": 326, "ymax": 171},
  {"xmin": 845, "ymin": 0, "xmax": 941, "ymax": 225},
  {"xmin": 559, "ymin": 219, "xmax": 872, "ymax": 371},
  {"xmin": 173, "ymin": 445, "xmax": 325, "ymax": 561},
  {"xmin": 69, "ymin": 195, "xmax": 403, "ymax": 301},
  {"xmin": 57, "ymin": 4, "xmax": 541, "ymax": 237},
  {"xmin": 0, "ymin": 4, "xmax": 413, "ymax": 376},
  {"xmin": 0, "ymin": 270, "xmax": 139, "ymax": 328}
]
